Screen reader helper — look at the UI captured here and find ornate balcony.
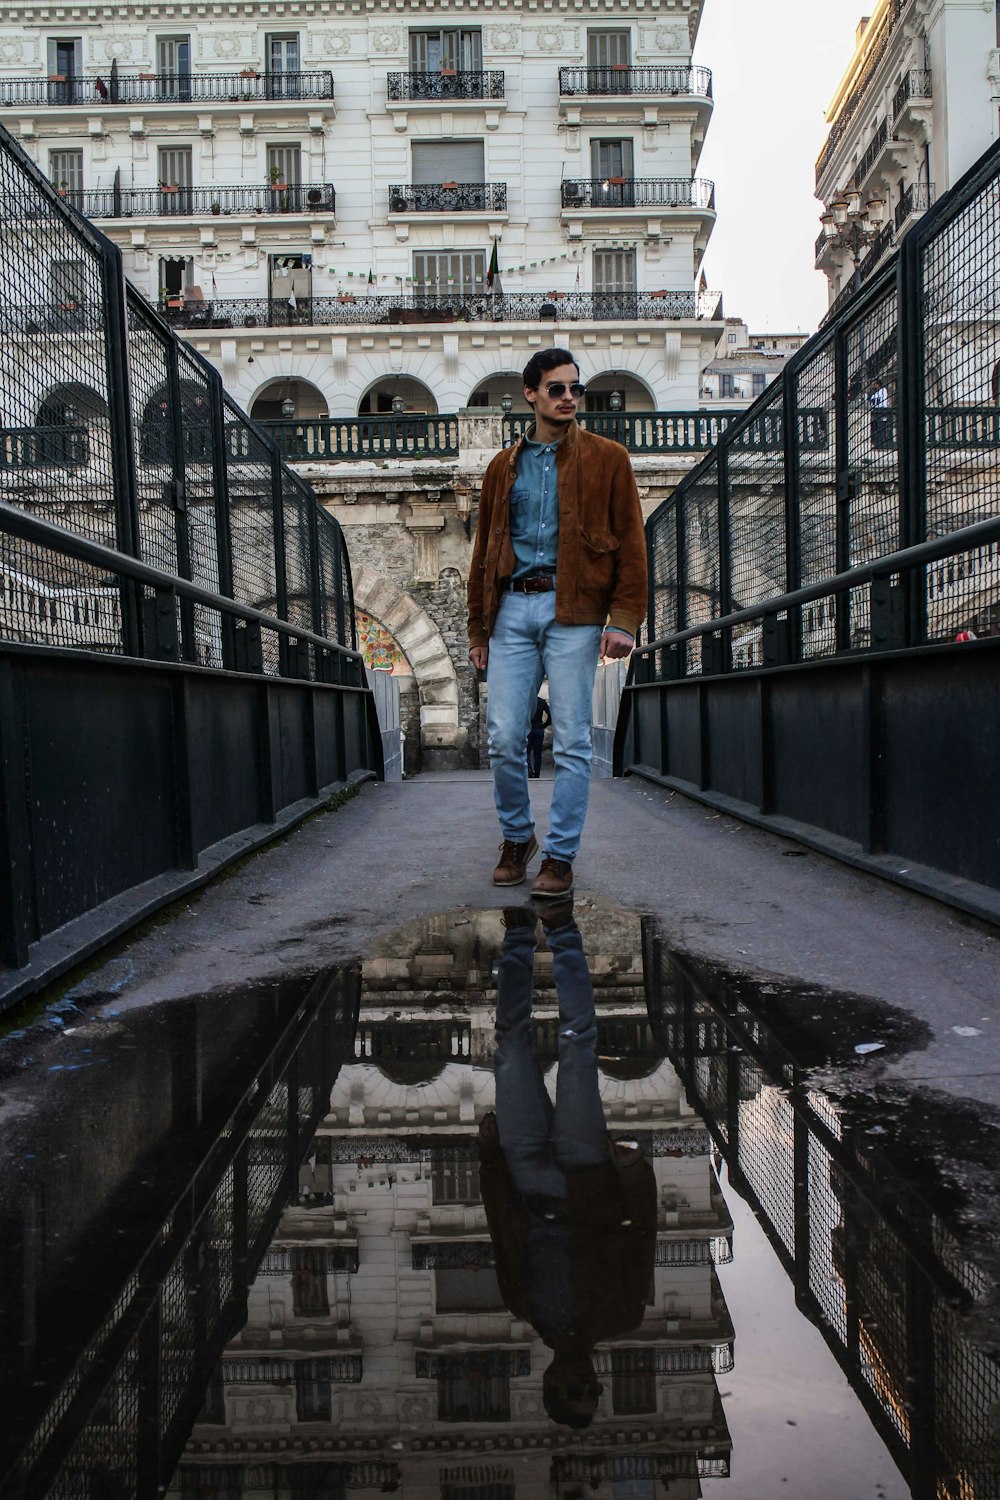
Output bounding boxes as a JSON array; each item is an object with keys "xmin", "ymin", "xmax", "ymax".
[
  {"xmin": 65, "ymin": 182, "xmax": 336, "ymax": 219},
  {"xmin": 894, "ymin": 179, "xmax": 933, "ymax": 231},
  {"xmin": 0, "ymin": 70, "xmax": 334, "ymax": 107},
  {"xmin": 561, "ymin": 177, "xmax": 715, "ymax": 211},
  {"xmin": 892, "ymin": 69, "xmax": 932, "ymax": 127},
  {"xmin": 388, "ymin": 182, "xmax": 507, "ymax": 214},
  {"xmin": 853, "ymin": 118, "xmax": 889, "ymax": 188},
  {"xmin": 559, "ymin": 64, "xmax": 712, "ymax": 99},
  {"xmin": 815, "ymin": 0, "xmax": 915, "ymax": 186},
  {"xmin": 153, "ymin": 289, "xmax": 699, "ymax": 331},
  {"xmin": 386, "ymin": 70, "xmax": 505, "ymax": 101}
]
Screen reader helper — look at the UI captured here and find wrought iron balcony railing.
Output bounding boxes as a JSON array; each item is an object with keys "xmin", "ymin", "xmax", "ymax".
[
  {"xmin": 61, "ymin": 182, "xmax": 335, "ymax": 218},
  {"xmin": 858, "ymin": 220, "xmax": 894, "ymax": 280},
  {"xmin": 561, "ymin": 177, "xmax": 715, "ymax": 210},
  {"xmin": 505, "ymin": 408, "xmax": 827, "ymax": 453},
  {"xmin": 386, "ymin": 70, "xmax": 505, "ymax": 101},
  {"xmin": 559, "ymin": 64, "xmax": 712, "ymax": 98},
  {"xmin": 388, "ymin": 181, "xmax": 507, "ymax": 213},
  {"xmin": 0, "ymin": 70, "xmax": 334, "ymax": 107},
  {"xmin": 815, "ymin": 0, "xmax": 914, "ymax": 184},
  {"xmin": 154, "ymin": 288, "xmax": 699, "ymax": 329},
  {"xmin": 892, "ymin": 68, "xmax": 932, "ymax": 124},
  {"xmin": 853, "ymin": 118, "xmax": 889, "ymax": 187},
  {"xmin": 894, "ymin": 179, "xmax": 933, "ymax": 229}
]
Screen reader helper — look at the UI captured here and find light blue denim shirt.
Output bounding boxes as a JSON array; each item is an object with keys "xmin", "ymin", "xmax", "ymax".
[{"xmin": 510, "ymin": 429, "xmax": 561, "ymax": 580}]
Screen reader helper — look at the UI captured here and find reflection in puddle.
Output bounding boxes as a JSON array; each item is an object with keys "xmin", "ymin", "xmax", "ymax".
[{"xmin": 0, "ymin": 903, "xmax": 996, "ymax": 1499}]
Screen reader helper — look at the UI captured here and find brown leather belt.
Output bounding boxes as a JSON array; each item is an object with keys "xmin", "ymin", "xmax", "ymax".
[{"xmin": 508, "ymin": 576, "xmax": 556, "ymax": 594}]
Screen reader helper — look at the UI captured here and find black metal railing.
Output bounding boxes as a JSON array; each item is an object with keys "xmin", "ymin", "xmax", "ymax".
[
  {"xmin": 815, "ymin": 0, "xmax": 914, "ymax": 183},
  {"xmin": 0, "ymin": 69, "xmax": 334, "ymax": 106},
  {"xmin": 388, "ymin": 181, "xmax": 507, "ymax": 213},
  {"xmin": 503, "ymin": 410, "xmax": 744, "ymax": 453},
  {"xmin": 1, "ymin": 961, "xmax": 358, "ymax": 1493},
  {"xmin": 623, "ymin": 133, "xmax": 1000, "ymax": 917},
  {"xmin": 559, "ymin": 64, "xmax": 713, "ymax": 98},
  {"xmin": 857, "ymin": 220, "xmax": 894, "ymax": 279},
  {"xmin": 152, "ymin": 288, "xmax": 699, "ymax": 329},
  {"xmin": 892, "ymin": 68, "xmax": 932, "ymax": 123},
  {"xmin": 854, "ymin": 118, "xmax": 889, "ymax": 186},
  {"xmin": 386, "ymin": 70, "xmax": 505, "ymax": 101},
  {"xmin": 68, "ymin": 181, "xmax": 336, "ymax": 218},
  {"xmin": 0, "ymin": 118, "xmax": 377, "ymax": 990},
  {"xmin": 646, "ymin": 930, "xmax": 1000, "ymax": 1498},
  {"xmin": 894, "ymin": 179, "xmax": 933, "ymax": 229},
  {"xmin": 561, "ymin": 177, "xmax": 715, "ymax": 210}
]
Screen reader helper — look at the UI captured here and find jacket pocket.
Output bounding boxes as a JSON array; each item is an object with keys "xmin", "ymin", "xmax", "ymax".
[{"xmin": 581, "ymin": 529, "xmax": 619, "ymax": 555}]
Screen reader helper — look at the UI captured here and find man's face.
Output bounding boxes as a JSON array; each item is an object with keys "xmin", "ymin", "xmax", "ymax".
[{"xmin": 525, "ymin": 362, "xmax": 582, "ymax": 429}]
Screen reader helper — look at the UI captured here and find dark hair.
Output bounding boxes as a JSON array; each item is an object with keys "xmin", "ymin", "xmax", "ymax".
[{"xmin": 522, "ymin": 347, "xmax": 580, "ymax": 391}]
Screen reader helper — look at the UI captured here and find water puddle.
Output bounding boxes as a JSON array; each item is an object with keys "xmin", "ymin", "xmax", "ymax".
[{"xmin": 0, "ymin": 902, "xmax": 996, "ymax": 1499}]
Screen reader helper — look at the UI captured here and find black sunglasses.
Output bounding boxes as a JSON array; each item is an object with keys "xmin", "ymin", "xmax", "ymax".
[{"xmin": 542, "ymin": 381, "xmax": 586, "ymax": 399}]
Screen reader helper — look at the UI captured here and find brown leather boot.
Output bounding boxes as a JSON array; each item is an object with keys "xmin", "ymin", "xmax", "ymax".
[
  {"xmin": 531, "ymin": 855, "xmax": 574, "ymax": 898},
  {"xmin": 492, "ymin": 833, "xmax": 539, "ymax": 886}
]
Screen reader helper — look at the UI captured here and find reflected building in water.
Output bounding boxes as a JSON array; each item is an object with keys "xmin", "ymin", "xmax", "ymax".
[{"xmin": 169, "ymin": 903, "xmax": 735, "ymax": 1497}]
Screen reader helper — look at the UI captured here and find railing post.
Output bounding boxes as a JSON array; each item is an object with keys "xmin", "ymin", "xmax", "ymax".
[
  {"xmin": 98, "ymin": 240, "xmax": 143, "ymax": 657},
  {"xmin": 716, "ymin": 440, "xmax": 732, "ymax": 671},
  {"xmin": 896, "ymin": 224, "xmax": 927, "ymax": 646},
  {"xmin": 833, "ymin": 320, "xmax": 853, "ymax": 653},
  {"xmin": 269, "ymin": 446, "xmax": 290, "ymax": 668},
  {"xmin": 208, "ymin": 377, "xmax": 237, "ymax": 669},
  {"xmin": 164, "ymin": 338, "xmax": 197, "ymax": 662},
  {"xmin": 782, "ymin": 365, "xmax": 803, "ymax": 660}
]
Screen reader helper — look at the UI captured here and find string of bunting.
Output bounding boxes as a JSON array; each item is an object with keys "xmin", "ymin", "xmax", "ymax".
[{"xmin": 319, "ymin": 247, "xmax": 637, "ymax": 286}]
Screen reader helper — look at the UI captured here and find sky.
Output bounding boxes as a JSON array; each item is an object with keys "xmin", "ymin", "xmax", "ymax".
[{"xmin": 693, "ymin": 0, "xmax": 871, "ymax": 334}]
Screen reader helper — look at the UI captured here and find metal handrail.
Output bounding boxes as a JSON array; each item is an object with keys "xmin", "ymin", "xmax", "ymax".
[
  {"xmin": 853, "ymin": 118, "xmax": 889, "ymax": 187},
  {"xmin": 637, "ymin": 516, "xmax": 1000, "ymax": 656},
  {"xmin": 502, "ymin": 410, "xmax": 745, "ymax": 453},
  {"xmin": 0, "ymin": 70, "xmax": 335, "ymax": 106},
  {"xmin": 0, "ymin": 501, "xmax": 364, "ymax": 665},
  {"xmin": 558, "ymin": 65, "xmax": 713, "ymax": 98},
  {"xmin": 560, "ymin": 177, "xmax": 715, "ymax": 210},
  {"xmin": 894, "ymin": 180, "xmax": 933, "ymax": 229},
  {"xmin": 892, "ymin": 68, "xmax": 932, "ymax": 123},
  {"xmin": 388, "ymin": 181, "xmax": 507, "ymax": 212},
  {"xmin": 386, "ymin": 70, "xmax": 505, "ymax": 101}
]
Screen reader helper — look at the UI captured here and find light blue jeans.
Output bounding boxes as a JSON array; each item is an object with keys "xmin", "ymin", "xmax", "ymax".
[
  {"xmin": 487, "ymin": 591, "xmax": 603, "ymax": 861},
  {"xmin": 494, "ymin": 919, "xmax": 607, "ymax": 1197}
]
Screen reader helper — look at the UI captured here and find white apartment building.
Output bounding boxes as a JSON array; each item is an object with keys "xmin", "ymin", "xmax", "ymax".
[
  {"xmin": 699, "ymin": 318, "xmax": 807, "ymax": 405},
  {"xmin": 815, "ymin": 0, "xmax": 1000, "ymax": 313},
  {"xmin": 0, "ymin": 0, "xmax": 725, "ymax": 423}
]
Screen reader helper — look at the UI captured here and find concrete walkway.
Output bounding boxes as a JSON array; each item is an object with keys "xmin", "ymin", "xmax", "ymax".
[{"xmin": 71, "ymin": 769, "xmax": 999, "ymax": 1113}]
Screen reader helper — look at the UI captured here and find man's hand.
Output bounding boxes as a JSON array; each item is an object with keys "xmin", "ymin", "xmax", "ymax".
[
  {"xmin": 469, "ymin": 645, "xmax": 489, "ymax": 672},
  {"xmin": 600, "ymin": 630, "xmax": 633, "ymax": 661}
]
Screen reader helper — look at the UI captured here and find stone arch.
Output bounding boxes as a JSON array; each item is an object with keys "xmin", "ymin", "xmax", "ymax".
[{"xmin": 351, "ymin": 564, "xmax": 460, "ymax": 750}]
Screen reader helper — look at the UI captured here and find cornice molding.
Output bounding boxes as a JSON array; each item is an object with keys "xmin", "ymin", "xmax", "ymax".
[{"xmin": 0, "ymin": 0, "xmax": 690, "ymax": 20}]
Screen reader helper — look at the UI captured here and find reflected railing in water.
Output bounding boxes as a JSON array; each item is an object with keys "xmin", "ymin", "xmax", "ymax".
[
  {"xmin": 2, "ymin": 903, "xmax": 996, "ymax": 1498},
  {"xmin": 642, "ymin": 922, "xmax": 1000, "ymax": 1500}
]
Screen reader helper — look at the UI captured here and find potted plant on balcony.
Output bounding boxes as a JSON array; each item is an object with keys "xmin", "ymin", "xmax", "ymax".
[
  {"xmin": 268, "ymin": 165, "xmax": 287, "ymax": 190},
  {"xmin": 160, "ymin": 180, "xmax": 180, "ymax": 195},
  {"xmin": 210, "ymin": 200, "xmax": 221, "ymax": 215},
  {"xmin": 240, "ymin": 67, "xmax": 259, "ymax": 78},
  {"xmin": 57, "ymin": 180, "xmax": 68, "ymax": 197}
]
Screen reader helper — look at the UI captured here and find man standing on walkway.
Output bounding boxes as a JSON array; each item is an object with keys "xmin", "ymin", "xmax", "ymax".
[{"xmin": 468, "ymin": 348, "xmax": 647, "ymax": 898}]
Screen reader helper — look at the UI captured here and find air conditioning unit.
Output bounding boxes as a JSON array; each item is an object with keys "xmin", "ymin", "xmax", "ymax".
[
  {"xmin": 307, "ymin": 186, "xmax": 335, "ymax": 212},
  {"xmin": 390, "ymin": 192, "xmax": 409, "ymax": 213},
  {"xmin": 563, "ymin": 181, "xmax": 584, "ymax": 204}
]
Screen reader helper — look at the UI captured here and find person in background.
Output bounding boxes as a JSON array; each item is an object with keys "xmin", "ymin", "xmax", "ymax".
[{"xmin": 526, "ymin": 694, "xmax": 551, "ymax": 779}]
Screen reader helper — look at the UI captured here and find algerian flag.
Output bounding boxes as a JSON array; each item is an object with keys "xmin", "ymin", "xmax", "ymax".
[
  {"xmin": 368, "ymin": 268, "xmax": 375, "ymax": 286},
  {"xmin": 487, "ymin": 239, "xmax": 501, "ymax": 293}
]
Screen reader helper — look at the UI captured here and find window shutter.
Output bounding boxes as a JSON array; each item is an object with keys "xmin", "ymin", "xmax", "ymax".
[{"xmin": 411, "ymin": 141, "xmax": 485, "ymax": 184}]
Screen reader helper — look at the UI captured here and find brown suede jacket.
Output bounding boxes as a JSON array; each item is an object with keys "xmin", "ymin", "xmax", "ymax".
[{"xmin": 467, "ymin": 422, "xmax": 648, "ymax": 651}]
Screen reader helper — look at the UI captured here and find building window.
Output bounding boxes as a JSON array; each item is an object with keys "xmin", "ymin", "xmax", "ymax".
[
  {"xmin": 409, "ymin": 28, "xmax": 482, "ymax": 72},
  {"xmin": 46, "ymin": 38, "xmax": 82, "ymax": 103},
  {"xmin": 295, "ymin": 1361, "xmax": 332, "ymax": 1422},
  {"xmin": 591, "ymin": 137, "xmax": 634, "ymax": 180},
  {"xmin": 752, "ymin": 372, "xmax": 768, "ymax": 397},
  {"xmin": 436, "ymin": 1353, "xmax": 510, "ymax": 1422},
  {"xmin": 49, "ymin": 150, "xmax": 83, "ymax": 207},
  {"xmin": 431, "ymin": 1153, "xmax": 481, "ymax": 1204},
  {"xmin": 593, "ymin": 249, "xmax": 636, "ymax": 294},
  {"xmin": 50, "ymin": 257, "xmax": 87, "ymax": 310},
  {"xmin": 291, "ymin": 1247, "xmax": 331, "ymax": 1315},
  {"xmin": 727, "ymin": 332, "xmax": 738, "ymax": 344},
  {"xmin": 267, "ymin": 33, "xmax": 300, "ymax": 97},
  {"xmin": 435, "ymin": 1266, "xmax": 505, "ymax": 1312},
  {"xmin": 158, "ymin": 256, "xmax": 194, "ymax": 301},
  {"xmin": 611, "ymin": 1350, "xmax": 657, "ymax": 1414},
  {"xmin": 587, "ymin": 28, "xmax": 630, "ymax": 66},
  {"xmin": 718, "ymin": 373, "xmax": 735, "ymax": 399},
  {"xmin": 267, "ymin": 144, "xmax": 303, "ymax": 208},
  {"xmin": 157, "ymin": 146, "xmax": 193, "ymax": 214},
  {"xmin": 157, "ymin": 36, "xmax": 191, "ymax": 96},
  {"xmin": 411, "ymin": 140, "xmax": 485, "ymax": 184},
  {"xmin": 413, "ymin": 250, "xmax": 487, "ymax": 297}
]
